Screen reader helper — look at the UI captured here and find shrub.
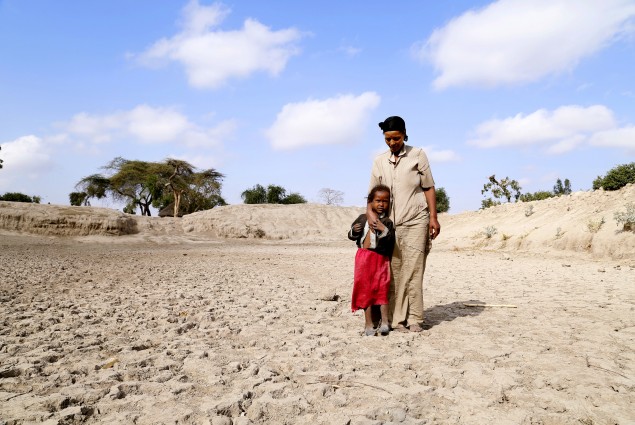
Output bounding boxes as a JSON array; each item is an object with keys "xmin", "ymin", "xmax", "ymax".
[
  {"xmin": 519, "ymin": 191, "xmax": 554, "ymax": 202},
  {"xmin": 586, "ymin": 217, "xmax": 605, "ymax": 233},
  {"xmin": 435, "ymin": 187, "xmax": 450, "ymax": 213},
  {"xmin": 593, "ymin": 162, "xmax": 635, "ymax": 191},
  {"xmin": 0, "ymin": 192, "xmax": 40, "ymax": 203},
  {"xmin": 484, "ymin": 225, "xmax": 497, "ymax": 238},
  {"xmin": 524, "ymin": 205, "xmax": 534, "ymax": 217},
  {"xmin": 614, "ymin": 202, "xmax": 635, "ymax": 231}
]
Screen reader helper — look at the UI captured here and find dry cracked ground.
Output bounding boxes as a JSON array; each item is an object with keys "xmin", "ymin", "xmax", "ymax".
[{"xmin": 1, "ymin": 233, "xmax": 634, "ymax": 424}]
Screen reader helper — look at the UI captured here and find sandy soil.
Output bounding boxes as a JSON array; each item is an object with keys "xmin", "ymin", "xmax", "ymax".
[{"xmin": 1, "ymin": 188, "xmax": 634, "ymax": 424}]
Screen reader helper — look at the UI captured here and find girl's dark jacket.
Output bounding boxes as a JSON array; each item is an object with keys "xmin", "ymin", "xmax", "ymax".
[{"xmin": 348, "ymin": 214, "xmax": 395, "ymax": 258}]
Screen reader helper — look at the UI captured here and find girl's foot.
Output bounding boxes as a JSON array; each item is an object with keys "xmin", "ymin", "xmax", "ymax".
[
  {"xmin": 379, "ymin": 324, "xmax": 390, "ymax": 336},
  {"xmin": 364, "ymin": 327, "xmax": 375, "ymax": 336}
]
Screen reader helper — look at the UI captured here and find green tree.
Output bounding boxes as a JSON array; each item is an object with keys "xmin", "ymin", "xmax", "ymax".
[
  {"xmin": 481, "ymin": 175, "xmax": 522, "ymax": 208},
  {"xmin": 553, "ymin": 178, "xmax": 572, "ymax": 195},
  {"xmin": 435, "ymin": 187, "xmax": 450, "ymax": 213},
  {"xmin": 519, "ymin": 191, "xmax": 554, "ymax": 202},
  {"xmin": 593, "ymin": 162, "xmax": 635, "ymax": 191},
  {"xmin": 241, "ymin": 184, "xmax": 267, "ymax": 204},
  {"xmin": 280, "ymin": 192, "xmax": 307, "ymax": 204},
  {"xmin": 69, "ymin": 191, "xmax": 89, "ymax": 206},
  {"xmin": 0, "ymin": 145, "xmax": 4, "ymax": 169},
  {"xmin": 75, "ymin": 161, "xmax": 156, "ymax": 216},
  {"xmin": 242, "ymin": 184, "xmax": 306, "ymax": 204},
  {"xmin": 76, "ymin": 157, "xmax": 224, "ymax": 216},
  {"xmin": 0, "ymin": 192, "xmax": 40, "ymax": 203},
  {"xmin": 266, "ymin": 185, "xmax": 287, "ymax": 204},
  {"xmin": 155, "ymin": 161, "xmax": 226, "ymax": 215}
]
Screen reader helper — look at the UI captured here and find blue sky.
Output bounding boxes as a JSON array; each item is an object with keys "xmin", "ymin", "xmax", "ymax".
[{"xmin": 1, "ymin": 0, "xmax": 634, "ymax": 213}]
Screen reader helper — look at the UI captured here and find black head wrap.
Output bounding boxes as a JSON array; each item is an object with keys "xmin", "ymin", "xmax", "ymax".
[{"xmin": 378, "ymin": 116, "xmax": 408, "ymax": 141}]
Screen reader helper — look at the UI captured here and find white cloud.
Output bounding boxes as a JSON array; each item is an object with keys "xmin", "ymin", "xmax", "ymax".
[
  {"xmin": 265, "ymin": 92, "xmax": 381, "ymax": 150},
  {"xmin": 63, "ymin": 105, "xmax": 235, "ymax": 148},
  {"xmin": 415, "ymin": 0, "xmax": 635, "ymax": 89},
  {"xmin": 339, "ymin": 45, "xmax": 361, "ymax": 56},
  {"xmin": 0, "ymin": 135, "xmax": 54, "ymax": 190},
  {"xmin": 138, "ymin": 0, "xmax": 303, "ymax": 89},
  {"xmin": 589, "ymin": 126, "xmax": 635, "ymax": 151},
  {"xmin": 422, "ymin": 146, "xmax": 461, "ymax": 162},
  {"xmin": 468, "ymin": 105, "xmax": 618, "ymax": 153}
]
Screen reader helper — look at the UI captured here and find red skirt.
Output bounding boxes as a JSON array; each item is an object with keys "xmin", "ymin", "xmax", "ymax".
[{"xmin": 351, "ymin": 248, "xmax": 390, "ymax": 312}]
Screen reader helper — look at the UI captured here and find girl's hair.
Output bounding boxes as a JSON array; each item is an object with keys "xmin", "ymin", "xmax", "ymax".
[{"xmin": 368, "ymin": 184, "xmax": 391, "ymax": 203}]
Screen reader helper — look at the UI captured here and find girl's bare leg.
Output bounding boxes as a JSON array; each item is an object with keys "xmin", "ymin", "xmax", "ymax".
[
  {"xmin": 363, "ymin": 308, "xmax": 375, "ymax": 336},
  {"xmin": 379, "ymin": 305, "xmax": 390, "ymax": 335}
]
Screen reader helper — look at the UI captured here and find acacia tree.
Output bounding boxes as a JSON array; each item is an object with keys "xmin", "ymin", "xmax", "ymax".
[
  {"xmin": 157, "ymin": 159, "xmax": 225, "ymax": 216},
  {"xmin": 481, "ymin": 174, "xmax": 522, "ymax": 209},
  {"xmin": 105, "ymin": 158, "xmax": 162, "ymax": 216},
  {"xmin": 0, "ymin": 145, "xmax": 3, "ymax": 169},
  {"xmin": 318, "ymin": 188, "xmax": 344, "ymax": 205},
  {"xmin": 162, "ymin": 159, "xmax": 192, "ymax": 218}
]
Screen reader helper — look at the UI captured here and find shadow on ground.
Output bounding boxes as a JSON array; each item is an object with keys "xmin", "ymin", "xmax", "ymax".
[{"xmin": 423, "ymin": 300, "xmax": 486, "ymax": 329}]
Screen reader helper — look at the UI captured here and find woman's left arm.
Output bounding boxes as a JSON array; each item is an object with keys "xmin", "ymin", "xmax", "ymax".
[{"xmin": 423, "ymin": 187, "xmax": 441, "ymax": 240}]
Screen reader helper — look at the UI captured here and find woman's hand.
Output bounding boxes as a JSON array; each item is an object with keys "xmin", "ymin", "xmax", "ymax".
[
  {"xmin": 366, "ymin": 203, "xmax": 379, "ymax": 227},
  {"xmin": 429, "ymin": 216, "xmax": 441, "ymax": 240}
]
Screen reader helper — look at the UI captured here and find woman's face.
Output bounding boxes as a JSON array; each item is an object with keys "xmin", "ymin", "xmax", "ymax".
[{"xmin": 384, "ymin": 130, "xmax": 405, "ymax": 154}]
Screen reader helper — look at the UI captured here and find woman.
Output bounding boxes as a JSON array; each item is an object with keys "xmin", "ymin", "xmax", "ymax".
[{"xmin": 367, "ymin": 116, "xmax": 440, "ymax": 332}]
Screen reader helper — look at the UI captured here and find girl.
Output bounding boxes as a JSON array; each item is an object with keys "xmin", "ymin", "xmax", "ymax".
[{"xmin": 348, "ymin": 184, "xmax": 395, "ymax": 336}]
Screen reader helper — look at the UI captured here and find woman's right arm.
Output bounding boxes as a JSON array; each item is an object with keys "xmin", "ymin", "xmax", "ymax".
[{"xmin": 367, "ymin": 161, "xmax": 380, "ymax": 224}]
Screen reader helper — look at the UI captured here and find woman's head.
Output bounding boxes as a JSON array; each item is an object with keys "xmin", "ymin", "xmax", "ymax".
[
  {"xmin": 368, "ymin": 184, "xmax": 391, "ymax": 215},
  {"xmin": 378, "ymin": 116, "xmax": 407, "ymax": 154}
]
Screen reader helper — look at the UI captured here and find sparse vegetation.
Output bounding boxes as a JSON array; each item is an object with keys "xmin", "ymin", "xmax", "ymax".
[
  {"xmin": 484, "ymin": 225, "xmax": 498, "ymax": 238},
  {"xmin": 613, "ymin": 202, "xmax": 635, "ymax": 232},
  {"xmin": 245, "ymin": 225, "xmax": 266, "ymax": 238},
  {"xmin": 524, "ymin": 205, "xmax": 534, "ymax": 217},
  {"xmin": 502, "ymin": 233, "xmax": 511, "ymax": 241},
  {"xmin": 555, "ymin": 227, "xmax": 565, "ymax": 239},
  {"xmin": 586, "ymin": 217, "xmax": 605, "ymax": 234},
  {"xmin": 593, "ymin": 162, "xmax": 635, "ymax": 191}
]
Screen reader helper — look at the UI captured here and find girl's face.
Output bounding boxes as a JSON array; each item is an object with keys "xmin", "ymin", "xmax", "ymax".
[
  {"xmin": 384, "ymin": 130, "xmax": 405, "ymax": 154},
  {"xmin": 371, "ymin": 190, "xmax": 390, "ymax": 215}
]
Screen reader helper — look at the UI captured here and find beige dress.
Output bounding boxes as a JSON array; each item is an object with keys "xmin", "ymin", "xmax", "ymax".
[{"xmin": 369, "ymin": 145, "xmax": 435, "ymax": 327}]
